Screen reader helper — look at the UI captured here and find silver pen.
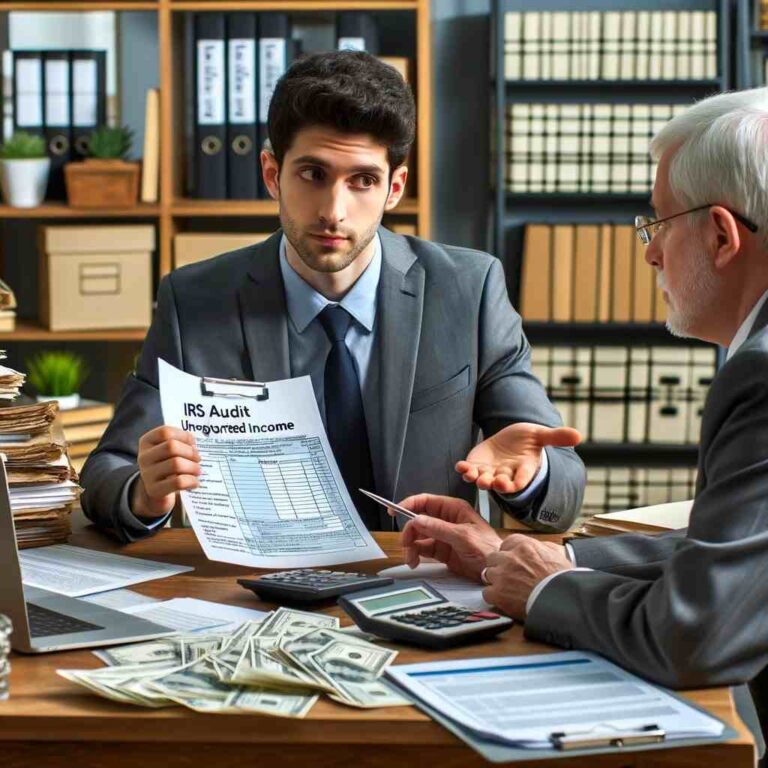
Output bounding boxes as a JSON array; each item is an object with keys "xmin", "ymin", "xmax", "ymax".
[{"xmin": 358, "ymin": 489, "xmax": 418, "ymax": 520}]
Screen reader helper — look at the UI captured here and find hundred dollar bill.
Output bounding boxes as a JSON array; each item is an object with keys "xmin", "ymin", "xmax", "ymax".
[
  {"xmin": 146, "ymin": 658, "xmax": 233, "ymax": 702},
  {"xmin": 177, "ymin": 634, "xmax": 226, "ymax": 666},
  {"xmin": 279, "ymin": 627, "xmax": 364, "ymax": 689},
  {"xmin": 212, "ymin": 620, "xmax": 264, "ymax": 678},
  {"xmin": 254, "ymin": 607, "xmax": 339, "ymax": 647},
  {"xmin": 57, "ymin": 665, "xmax": 177, "ymax": 708},
  {"xmin": 229, "ymin": 637, "xmax": 323, "ymax": 690},
  {"xmin": 226, "ymin": 687, "xmax": 318, "ymax": 718}
]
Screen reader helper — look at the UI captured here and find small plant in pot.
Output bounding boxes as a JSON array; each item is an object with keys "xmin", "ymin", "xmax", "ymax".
[
  {"xmin": 26, "ymin": 351, "xmax": 89, "ymax": 410},
  {"xmin": 65, "ymin": 125, "xmax": 139, "ymax": 209},
  {"xmin": 0, "ymin": 132, "xmax": 50, "ymax": 208}
]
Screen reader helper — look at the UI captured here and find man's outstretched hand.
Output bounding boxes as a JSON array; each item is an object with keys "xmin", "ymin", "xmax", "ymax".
[{"xmin": 456, "ymin": 422, "xmax": 581, "ymax": 494}]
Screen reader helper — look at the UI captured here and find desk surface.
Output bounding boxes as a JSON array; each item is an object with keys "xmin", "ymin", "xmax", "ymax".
[{"xmin": 0, "ymin": 528, "xmax": 756, "ymax": 768}]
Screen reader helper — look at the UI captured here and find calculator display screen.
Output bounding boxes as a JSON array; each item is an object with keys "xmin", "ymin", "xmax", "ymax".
[{"xmin": 357, "ymin": 587, "xmax": 434, "ymax": 616}]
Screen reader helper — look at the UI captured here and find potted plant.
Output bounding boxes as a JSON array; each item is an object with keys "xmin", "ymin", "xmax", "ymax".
[
  {"xmin": 65, "ymin": 126, "xmax": 139, "ymax": 208},
  {"xmin": 0, "ymin": 132, "xmax": 50, "ymax": 208},
  {"xmin": 26, "ymin": 351, "xmax": 89, "ymax": 410}
]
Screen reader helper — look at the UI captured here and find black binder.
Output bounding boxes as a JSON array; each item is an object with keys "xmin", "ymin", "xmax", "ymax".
[
  {"xmin": 183, "ymin": 13, "xmax": 197, "ymax": 197},
  {"xmin": 194, "ymin": 13, "xmax": 227, "ymax": 199},
  {"xmin": 42, "ymin": 51, "xmax": 71, "ymax": 200},
  {"xmin": 258, "ymin": 12, "xmax": 290, "ymax": 197},
  {"xmin": 70, "ymin": 50, "xmax": 106, "ymax": 160},
  {"xmin": 226, "ymin": 12, "xmax": 258, "ymax": 199},
  {"xmin": 336, "ymin": 12, "xmax": 379, "ymax": 54},
  {"xmin": 12, "ymin": 51, "xmax": 45, "ymax": 141}
]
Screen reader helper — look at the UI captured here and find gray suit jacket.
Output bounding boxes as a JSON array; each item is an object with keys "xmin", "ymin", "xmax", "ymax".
[
  {"xmin": 80, "ymin": 228, "xmax": 585, "ymax": 541},
  {"xmin": 526, "ymin": 298, "xmax": 768, "ymax": 741}
]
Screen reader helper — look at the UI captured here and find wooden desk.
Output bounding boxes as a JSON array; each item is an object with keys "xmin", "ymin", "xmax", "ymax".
[{"xmin": 0, "ymin": 528, "xmax": 756, "ymax": 768}]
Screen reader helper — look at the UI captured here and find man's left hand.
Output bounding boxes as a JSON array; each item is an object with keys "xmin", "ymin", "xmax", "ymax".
[
  {"xmin": 481, "ymin": 535, "xmax": 574, "ymax": 620},
  {"xmin": 456, "ymin": 422, "xmax": 581, "ymax": 494}
]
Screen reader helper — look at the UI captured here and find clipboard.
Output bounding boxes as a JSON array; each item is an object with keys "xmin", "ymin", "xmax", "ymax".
[{"xmin": 200, "ymin": 375, "xmax": 269, "ymax": 401}]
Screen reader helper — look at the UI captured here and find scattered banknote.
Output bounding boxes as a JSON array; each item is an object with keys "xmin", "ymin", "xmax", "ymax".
[{"xmin": 63, "ymin": 609, "xmax": 408, "ymax": 717}]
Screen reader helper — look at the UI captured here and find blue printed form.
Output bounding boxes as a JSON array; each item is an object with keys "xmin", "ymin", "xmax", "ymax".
[
  {"xmin": 158, "ymin": 359, "xmax": 385, "ymax": 568},
  {"xmin": 386, "ymin": 652, "xmax": 724, "ymax": 749}
]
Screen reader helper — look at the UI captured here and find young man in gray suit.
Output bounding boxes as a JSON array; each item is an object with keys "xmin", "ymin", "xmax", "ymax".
[
  {"xmin": 80, "ymin": 51, "xmax": 585, "ymax": 542},
  {"xmin": 397, "ymin": 87, "xmax": 768, "ymax": 748}
]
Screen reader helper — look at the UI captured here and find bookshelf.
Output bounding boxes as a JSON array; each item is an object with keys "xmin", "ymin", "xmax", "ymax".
[
  {"xmin": 0, "ymin": 0, "xmax": 432, "ymax": 343},
  {"xmin": 491, "ymin": 0, "xmax": 729, "ymax": 516},
  {"xmin": 736, "ymin": 0, "xmax": 768, "ymax": 87}
]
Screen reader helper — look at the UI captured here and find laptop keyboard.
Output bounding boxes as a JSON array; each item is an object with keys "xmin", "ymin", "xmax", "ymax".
[{"xmin": 27, "ymin": 602, "xmax": 103, "ymax": 638}]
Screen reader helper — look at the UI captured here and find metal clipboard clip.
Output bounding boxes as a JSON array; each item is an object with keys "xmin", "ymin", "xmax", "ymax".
[
  {"xmin": 200, "ymin": 376, "xmax": 269, "ymax": 401},
  {"xmin": 550, "ymin": 723, "xmax": 665, "ymax": 751}
]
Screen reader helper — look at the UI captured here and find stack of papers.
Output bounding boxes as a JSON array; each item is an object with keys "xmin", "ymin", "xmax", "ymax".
[
  {"xmin": 0, "ymin": 364, "xmax": 23, "ymax": 399},
  {"xmin": 573, "ymin": 500, "xmax": 692, "ymax": 538},
  {"xmin": 0, "ymin": 399, "xmax": 81, "ymax": 548},
  {"xmin": 0, "ymin": 279, "xmax": 16, "ymax": 333},
  {"xmin": 387, "ymin": 652, "xmax": 725, "ymax": 753}
]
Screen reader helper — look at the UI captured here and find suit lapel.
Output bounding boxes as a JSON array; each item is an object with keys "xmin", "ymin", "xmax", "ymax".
[
  {"xmin": 375, "ymin": 228, "xmax": 424, "ymax": 499},
  {"xmin": 238, "ymin": 231, "xmax": 291, "ymax": 382}
]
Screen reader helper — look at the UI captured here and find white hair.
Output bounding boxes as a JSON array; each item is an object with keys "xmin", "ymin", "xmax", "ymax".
[{"xmin": 650, "ymin": 87, "xmax": 768, "ymax": 247}]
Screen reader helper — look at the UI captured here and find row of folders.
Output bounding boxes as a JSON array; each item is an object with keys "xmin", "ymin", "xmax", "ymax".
[
  {"xmin": 187, "ymin": 12, "xmax": 400, "ymax": 200},
  {"xmin": 505, "ymin": 103, "xmax": 686, "ymax": 194},
  {"xmin": 520, "ymin": 223, "xmax": 665, "ymax": 324},
  {"xmin": 504, "ymin": 10, "xmax": 718, "ymax": 82},
  {"xmin": 530, "ymin": 345, "xmax": 717, "ymax": 445},
  {"xmin": 581, "ymin": 466, "xmax": 697, "ymax": 518}
]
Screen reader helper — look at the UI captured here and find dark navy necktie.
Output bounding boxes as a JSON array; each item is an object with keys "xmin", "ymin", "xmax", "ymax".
[{"xmin": 318, "ymin": 304, "xmax": 378, "ymax": 530}]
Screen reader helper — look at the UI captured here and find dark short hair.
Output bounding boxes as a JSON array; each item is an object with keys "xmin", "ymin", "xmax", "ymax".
[{"xmin": 267, "ymin": 50, "xmax": 416, "ymax": 170}]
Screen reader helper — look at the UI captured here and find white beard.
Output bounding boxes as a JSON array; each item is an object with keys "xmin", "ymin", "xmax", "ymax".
[{"xmin": 657, "ymin": 244, "xmax": 719, "ymax": 338}]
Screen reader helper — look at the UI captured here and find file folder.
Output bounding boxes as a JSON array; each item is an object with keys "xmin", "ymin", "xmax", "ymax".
[
  {"xmin": 70, "ymin": 50, "xmax": 106, "ymax": 160},
  {"xmin": 336, "ymin": 12, "xmax": 379, "ymax": 54},
  {"xmin": 258, "ymin": 12, "xmax": 290, "ymax": 196},
  {"xmin": 195, "ymin": 14, "xmax": 227, "ymax": 199},
  {"xmin": 226, "ymin": 12, "xmax": 258, "ymax": 199},
  {"xmin": 13, "ymin": 51, "xmax": 44, "ymax": 141},
  {"xmin": 43, "ymin": 51, "xmax": 71, "ymax": 200}
]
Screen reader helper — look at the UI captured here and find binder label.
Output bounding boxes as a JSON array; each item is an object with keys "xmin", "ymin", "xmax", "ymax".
[
  {"xmin": 45, "ymin": 60, "xmax": 70, "ymax": 128},
  {"xmin": 259, "ymin": 39, "xmax": 287, "ymax": 122},
  {"xmin": 15, "ymin": 59, "xmax": 43, "ymax": 128},
  {"xmin": 72, "ymin": 60, "xmax": 98, "ymax": 127},
  {"xmin": 228, "ymin": 39, "xmax": 256, "ymax": 124},
  {"xmin": 197, "ymin": 40, "xmax": 225, "ymax": 126}
]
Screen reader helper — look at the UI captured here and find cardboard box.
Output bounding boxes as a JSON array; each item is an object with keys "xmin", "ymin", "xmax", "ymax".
[
  {"xmin": 174, "ymin": 232, "xmax": 271, "ymax": 269},
  {"xmin": 40, "ymin": 225, "xmax": 154, "ymax": 331}
]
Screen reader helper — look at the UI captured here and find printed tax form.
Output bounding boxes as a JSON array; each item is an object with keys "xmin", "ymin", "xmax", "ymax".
[{"xmin": 158, "ymin": 359, "xmax": 385, "ymax": 568}]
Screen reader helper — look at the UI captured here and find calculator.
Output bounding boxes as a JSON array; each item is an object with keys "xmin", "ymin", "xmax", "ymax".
[
  {"xmin": 237, "ymin": 569, "xmax": 394, "ymax": 603},
  {"xmin": 338, "ymin": 580, "xmax": 514, "ymax": 649}
]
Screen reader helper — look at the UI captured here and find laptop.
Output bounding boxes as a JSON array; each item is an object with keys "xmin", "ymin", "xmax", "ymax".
[{"xmin": 0, "ymin": 459, "xmax": 175, "ymax": 653}]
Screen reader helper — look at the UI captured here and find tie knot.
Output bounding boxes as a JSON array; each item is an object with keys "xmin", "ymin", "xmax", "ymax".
[{"xmin": 319, "ymin": 304, "xmax": 352, "ymax": 343}]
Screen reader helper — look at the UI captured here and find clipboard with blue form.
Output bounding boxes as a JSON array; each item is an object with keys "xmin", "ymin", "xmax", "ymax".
[
  {"xmin": 386, "ymin": 651, "xmax": 735, "ymax": 761},
  {"xmin": 157, "ymin": 359, "xmax": 386, "ymax": 569}
]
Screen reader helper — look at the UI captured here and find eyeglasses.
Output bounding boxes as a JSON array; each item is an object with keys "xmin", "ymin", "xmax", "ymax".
[{"xmin": 635, "ymin": 204, "xmax": 759, "ymax": 245}]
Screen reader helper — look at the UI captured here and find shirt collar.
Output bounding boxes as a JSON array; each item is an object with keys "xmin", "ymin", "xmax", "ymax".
[
  {"xmin": 727, "ymin": 288, "xmax": 768, "ymax": 360},
  {"xmin": 279, "ymin": 233, "xmax": 382, "ymax": 334}
]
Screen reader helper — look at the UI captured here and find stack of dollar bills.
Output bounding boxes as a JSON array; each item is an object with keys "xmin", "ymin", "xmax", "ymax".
[{"xmin": 57, "ymin": 608, "xmax": 410, "ymax": 717}]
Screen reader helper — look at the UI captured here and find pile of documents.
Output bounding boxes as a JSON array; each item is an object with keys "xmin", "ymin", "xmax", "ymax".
[
  {"xmin": 59, "ymin": 608, "xmax": 409, "ymax": 716},
  {"xmin": 572, "ymin": 500, "xmax": 692, "ymax": 538},
  {"xmin": 0, "ymin": 399, "xmax": 81, "ymax": 548},
  {"xmin": 0, "ymin": 353, "xmax": 23, "ymax": 399},
  {"xmin": 60, "ymin": 399, "xmax": 114, "ymax": 472}
]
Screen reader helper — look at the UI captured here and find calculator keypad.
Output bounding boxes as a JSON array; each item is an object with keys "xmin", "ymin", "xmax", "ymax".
[
  {"xmin": 260, "ymin": 569, "xmax": 372, "ymax": 587},
  {"xmin": 391, "ymin": 605, "xmax": 503, "ymax": 630}
]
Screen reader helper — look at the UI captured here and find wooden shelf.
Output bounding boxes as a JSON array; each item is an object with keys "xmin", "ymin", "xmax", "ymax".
[
  {"xmin": 170, "ymin": 1, "xmax": 419, "ymax": 10},
  {"xmin": 0, "ymin": 2, "xmax": 158, "ymax": 10},
  {"xmin": 576, "ymin": 442, "xmax": 699, "ymax": 467},
  {"xmin": 0, "ymin": 203, "xmax": 160, "ymax": 219},
  {"xmin": 0, "ymin": 321, "xmax": 147, "ymax": 342},
  {"xmin": 523, "ymin": 322, "xmax": 714, "ymax": 347},
  {"xmin": 171, "ymin": 197, "xmax": 420, "ymax": 217}
]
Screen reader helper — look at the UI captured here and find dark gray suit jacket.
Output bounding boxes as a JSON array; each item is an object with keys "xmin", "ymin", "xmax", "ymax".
[
  {"xmin": 80, "ymin": 228, "xmax": 585, "ymax": 541},
  {"xmin": 526, "ymin": 298, "xmax": 768, "ymax": 741}
]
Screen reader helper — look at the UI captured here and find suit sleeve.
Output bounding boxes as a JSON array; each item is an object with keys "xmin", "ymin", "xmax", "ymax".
[
  {"xmin": 79, "ymin": 275, "xmax": 183, "ymax": 543},
  {"xmin": 525, "ymin": 347, "xmax": 768, "ymax": 688},
  {"xmin": 474, "ymin": 258, "xmax": 586, "ymax": 532}
]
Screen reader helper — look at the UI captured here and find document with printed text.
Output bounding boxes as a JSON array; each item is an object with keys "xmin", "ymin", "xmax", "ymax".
[{"xmin": 158, "ymin": 359, "xmax": 385, "ymax": 568}]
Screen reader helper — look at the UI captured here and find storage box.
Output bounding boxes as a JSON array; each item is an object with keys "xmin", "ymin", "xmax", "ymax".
[
  {"xmin": 174, "ymin": 232, "xmax": 270, "ymax": 269},
  {"xmin": 39, "ymin": 225, "xmax": 154, "ymax": 331}
]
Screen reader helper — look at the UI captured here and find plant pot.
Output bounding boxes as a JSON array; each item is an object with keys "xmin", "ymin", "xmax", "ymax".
[
  {"xmin": 64, "ymin": 158, "xmax": 140, "ymax": 209},
  {"xmin": 0, "ymin": 158, "xmax": 50, "ymax": 208},
  {"xmin": 36, "ymin": 393, "xmax": 81, "ymax": 410}
]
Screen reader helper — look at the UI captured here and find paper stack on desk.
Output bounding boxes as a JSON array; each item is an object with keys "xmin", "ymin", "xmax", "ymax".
[
  {"xmin": 573, "ymin": 500, "xmax": 693, "ymax": 538},
  {"xmin": 0, "ymin": 397, "xmax": 82, "ymax": 548}
]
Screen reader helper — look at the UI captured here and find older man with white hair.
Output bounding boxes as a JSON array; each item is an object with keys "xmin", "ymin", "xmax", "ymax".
[{"xmin": 395, "ymin": 86, "xmax": 768, "ymax": 749}]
